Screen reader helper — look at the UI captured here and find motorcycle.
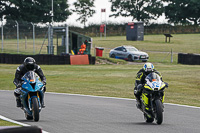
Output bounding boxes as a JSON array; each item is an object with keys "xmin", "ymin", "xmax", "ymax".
[
  {"xmin": 19, "ymin": 71, "xmax": 45, "ymax": 122},
  {"xmin": 138, "ymin": 72, "xmax": 168, "ymax": 125}
]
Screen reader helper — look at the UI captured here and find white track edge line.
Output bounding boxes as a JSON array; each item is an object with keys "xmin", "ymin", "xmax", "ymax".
[
  {"xmin": 46, "ymin": 92, "xmax": 200, "ymax": 109},
  {"xmin": 1, "ymin": 90, "xmax": 200, "ymax": 109},
  {"xmin": 0, "ymin": 115, "xmax": 49, "ymax": 133},
  {"xmin": 0, "ymin": 115, "xmax": 30, "ymax": 126}
]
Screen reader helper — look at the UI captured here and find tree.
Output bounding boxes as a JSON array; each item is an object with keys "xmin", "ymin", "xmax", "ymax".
[
  {"xmin": 72, "ymin": 0, "xmax": 96, "ymax": 27},
  {"xmin": 164, "ymin": 0, "xmax": 200, "ymax": 25},
  {"xmin": 110, "ymin": 0, "xmax": 164, "ymax": 24},
  {"xmin": 0, "ymin": 0, "xmax": 71, "ymax": 23}
]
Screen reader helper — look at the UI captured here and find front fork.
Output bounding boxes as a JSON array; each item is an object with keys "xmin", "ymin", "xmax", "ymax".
[
  {"xmin": 142, "ymin": 92, "xmax": 164, "ymax": 118},
  {"xmin": 28, "ymin": 92, "xmax": 41, "ymax": 111},
  {"xmin": 152, "ymin": 93, "xmax": 165, "ymax": 114}
]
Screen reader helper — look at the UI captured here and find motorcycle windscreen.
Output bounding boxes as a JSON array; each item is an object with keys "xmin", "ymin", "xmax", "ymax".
[
  {"xmin": 22, "ymin": 71, "xmax": 36, "ymax": 84},
  {"xmin": 145, "ymin": 72, "xmax": 162, "ymax": 90},
  {"xmin": 22, "ymin": 71, "xmax": 43, "ymax": 91},
  {"xmin": 146, "ymin": 73, "xmax": 161, "ymax": 82}
]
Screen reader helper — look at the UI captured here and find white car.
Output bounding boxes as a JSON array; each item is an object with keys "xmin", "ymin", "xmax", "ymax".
[{"xmin": 109, "ymin": 46, "xmax": 149, "ymax": 62}]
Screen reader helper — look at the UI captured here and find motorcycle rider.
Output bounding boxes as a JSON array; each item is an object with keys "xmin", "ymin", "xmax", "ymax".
[
  {"xmin": 134, "ymin": 62, "xmax": 162, "ymax": 109},
  {"xmin": 13, "ymin": 57, "xmax": 46, "ymax": 108}
]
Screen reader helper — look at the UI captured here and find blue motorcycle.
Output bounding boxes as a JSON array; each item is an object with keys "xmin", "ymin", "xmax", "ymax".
[{"xmin": 20, "ymin": 71, "xmax": 45, "ymax": 122}]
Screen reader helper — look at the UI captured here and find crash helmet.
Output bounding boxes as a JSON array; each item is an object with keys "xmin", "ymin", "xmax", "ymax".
[
  {"xmin": 24, "ymin": 57, "xmax": 36, "ymax": 70},
  {"xmin": 143, "ymin": 62, "xmax": 154, "ymax": 73}
]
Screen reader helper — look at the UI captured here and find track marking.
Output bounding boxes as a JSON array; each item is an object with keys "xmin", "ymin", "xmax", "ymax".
[
  {"xmin": 1, "ymin": 90, "xmax": 199, "ymax": 109},
  {"xmin": 47, "ymin": 92, "xmax": 200, "ymax": 109},
  {"xmin": 0, "ymin": 115, "xmax": 30, "ymax": 126},
  {"xmin": 0, "ymin": 115, "xmax": 49, "ymax": 133}
]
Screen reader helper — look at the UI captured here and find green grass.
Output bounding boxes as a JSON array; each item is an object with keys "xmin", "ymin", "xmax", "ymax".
[
  {"xmin": 93, "ymin": 34, "xmax": 200, "ymax": 53},
  {"xmin": 0, "ymin": 119, "xmax": 19, "ymax": 126},
  {"xmin": 0, "ymin": 64, "xmax": 200, "ymax": 107},
  {"xmin": 90, "ymin": 34, "xmax": 200, "ymax": 64},
  {"xmin": 0, "ymin": 34, "xmax": 200, "ymax": 127}
]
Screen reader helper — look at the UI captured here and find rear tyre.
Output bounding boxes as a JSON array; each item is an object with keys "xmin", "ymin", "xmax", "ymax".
[
  {"xmin": 144, "ymin": 113, "xmax": 154, "ymax": 123},
  {"xmin": 128, "ymin": 55, "xmax": 133, "ymax": 61},
  {"xmin": 25, "ymin": 113, "xmax": 33, "ymax": 120},
  {"xmin": 32, "ymin": 97, "xmax": 39, "ymax": 122},
  {"xmin": 154, "ymin": 100, "xmax": 163, "ymax": 125},
  {"xmin": 111, "ymin": 54, "xmax": 115, "ymax": 58}
]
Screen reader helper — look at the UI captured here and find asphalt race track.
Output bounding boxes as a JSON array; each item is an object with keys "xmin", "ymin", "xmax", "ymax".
[{"xmin": 0, "ymin": 90, "xmax": 200, "ymax": 133}]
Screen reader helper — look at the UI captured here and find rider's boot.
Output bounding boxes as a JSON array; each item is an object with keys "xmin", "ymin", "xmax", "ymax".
[
  {"xmin": 41, "ymin": 91, "xmax": 45, "ymax": 108},
  {"xmin": 41, "ymin": 100, "xmax": 45, "ymax": 108},
  {"xmin": 14, "ymin": 92, "xmax": 21, "ymax": 107},
  {"xmin": 14, "ymin": 88, "xmax": 22, "ymax": 107},
  {"xmin": 136, "ymin": 98, "xmax": 141, "ymax": 109},
  {"xmin": 16, "ymin": 98, "xmax": 22, "ymax": 107}
]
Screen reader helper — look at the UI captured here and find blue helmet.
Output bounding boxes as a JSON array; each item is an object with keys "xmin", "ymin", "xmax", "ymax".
[{"xmin": 143, "ymin": 63, "xmax": 154, "ymax": 72}]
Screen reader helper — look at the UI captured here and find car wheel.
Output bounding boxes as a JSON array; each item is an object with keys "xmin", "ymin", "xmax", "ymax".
[
  {"xmin": 128, "ymin": 55, "xmax": 133, "ymax": 61},
  {"xmin": 111, "ymin": 54, "xmax": 115, "ymax": 58}
]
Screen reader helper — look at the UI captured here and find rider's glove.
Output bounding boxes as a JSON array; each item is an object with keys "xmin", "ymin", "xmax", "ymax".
[
  {"xmin": 14, "ymin": 87, "xmax": 21, "ymax": 94},
  {"xmin": 42, "ymin": 80, "xmax": 46, "ymax": 85},
  {"xmin": 165, "ymin": 82, "xmax": 169, "ymax": 88},
  {"xmin": 16, "ymin": 83, "xmax": 21, "ymax": 88}
]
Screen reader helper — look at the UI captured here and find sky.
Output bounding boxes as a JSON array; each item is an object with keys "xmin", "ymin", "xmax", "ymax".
[
  {"xmin": 63, "ymin": 0, "xmax": 167, "ymax": 27},
  {"xmin": 0, "ymin": 0, "xmax": 167, "ymax": 27}
]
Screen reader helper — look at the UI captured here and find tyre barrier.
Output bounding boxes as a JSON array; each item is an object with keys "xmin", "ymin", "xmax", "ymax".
[
  {"xmin": 0, "ymin": 53, "xmax": 95, "ymax": 65},
  {"xmin": 178, "ymin": 53, "xmax": 200, "ymax": 65}
]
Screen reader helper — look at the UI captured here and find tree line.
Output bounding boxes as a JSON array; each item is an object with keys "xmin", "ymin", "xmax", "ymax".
[{"xmin": 0, "ymin": 0, "xmax": 200, "ymax": 26}]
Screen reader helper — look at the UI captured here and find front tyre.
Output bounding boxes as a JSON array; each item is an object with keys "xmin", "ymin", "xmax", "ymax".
[
  {"xmin": 154, "ymin": 100, "xmax": 163, "ymax": 125},
  {"xmin": 32, "ymin": 97, "xmax": 39, "ymax": 122}
]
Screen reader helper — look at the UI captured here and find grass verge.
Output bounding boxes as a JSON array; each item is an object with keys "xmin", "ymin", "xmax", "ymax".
[
  {"xmin": 0, "ymin": 64, "xmax": 200, "ymax": 107},
  {"xmin": 0, "ymin": 119, "xmax": 19, "ymax": 126}
]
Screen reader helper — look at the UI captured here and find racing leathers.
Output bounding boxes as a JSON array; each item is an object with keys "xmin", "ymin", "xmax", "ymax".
[
  {"xmin": 13, "ymin": 64, "xmax": 46, "ymax": 107},
  {"xmin": 134, "ymin": 68, "xmax": 162, "ymax": 108}
]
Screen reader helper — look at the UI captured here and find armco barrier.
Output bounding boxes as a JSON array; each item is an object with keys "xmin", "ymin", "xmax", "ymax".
[
  {"xmin": 0, "ymin": 53, "xmax": 95, "ymax": 65},
  {"xmin": 178, "ymin": 53, "xmax": 200, "ymax": 65}
]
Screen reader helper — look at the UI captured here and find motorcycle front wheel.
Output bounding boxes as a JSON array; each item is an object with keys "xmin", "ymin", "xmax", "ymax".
[
  {"xmin": 32, "ymin": 97, "xmax": 39, "ymax": 122},
  {"xmin": 154, "ymin": 99, "xmax": 163, "ymax": 125}
]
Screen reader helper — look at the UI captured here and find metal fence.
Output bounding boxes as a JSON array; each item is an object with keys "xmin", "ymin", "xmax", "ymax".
[{"xmin": 0, "ymin": 20, "xmax": 48, "ymax": 54}]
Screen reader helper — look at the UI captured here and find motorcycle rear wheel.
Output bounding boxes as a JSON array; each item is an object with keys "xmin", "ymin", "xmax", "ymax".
[
  {"xmin": 32, "ymin": 97, "xmax": 39, "ymax": 122},
  {"xmin": 155, "ymin": 99, "xmax": 163, "ymax": 125}
]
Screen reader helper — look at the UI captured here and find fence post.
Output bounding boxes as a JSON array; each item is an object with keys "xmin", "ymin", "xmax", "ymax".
[
  {"xmin": 65, "ymin": 25, "xmax": 69, "ymax": 54},
  {"xmin": 15, "ymin": 21, "xmax": 19, "ymax": 53},
  {"xmin": 31, "ymin": 23, "xmax": 35, "ymax": 54},
  {"xmin": 48, "ymin": 25, "xmax": 51, "ymax": 54},
  {"xmin": 25, "ymin": 36, "xmax": 27, "ymax": 49},
  {"xmin": 171, "ymin": 48, "xmax": 173, "ymax": 63},
  {"xmin": 1, "ymin": 19, "xmax": 3, "ymax": 52}
]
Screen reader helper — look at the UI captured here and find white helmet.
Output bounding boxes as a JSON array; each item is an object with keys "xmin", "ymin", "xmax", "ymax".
[{"xmin": 143, "ymin": 63, "xmax": 154, "ymax": 72}]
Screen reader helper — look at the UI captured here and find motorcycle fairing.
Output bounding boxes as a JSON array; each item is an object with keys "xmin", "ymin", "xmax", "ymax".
[{"xmin": 20, "ymin": 71, "xmax": 44, "ymax": 116}]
